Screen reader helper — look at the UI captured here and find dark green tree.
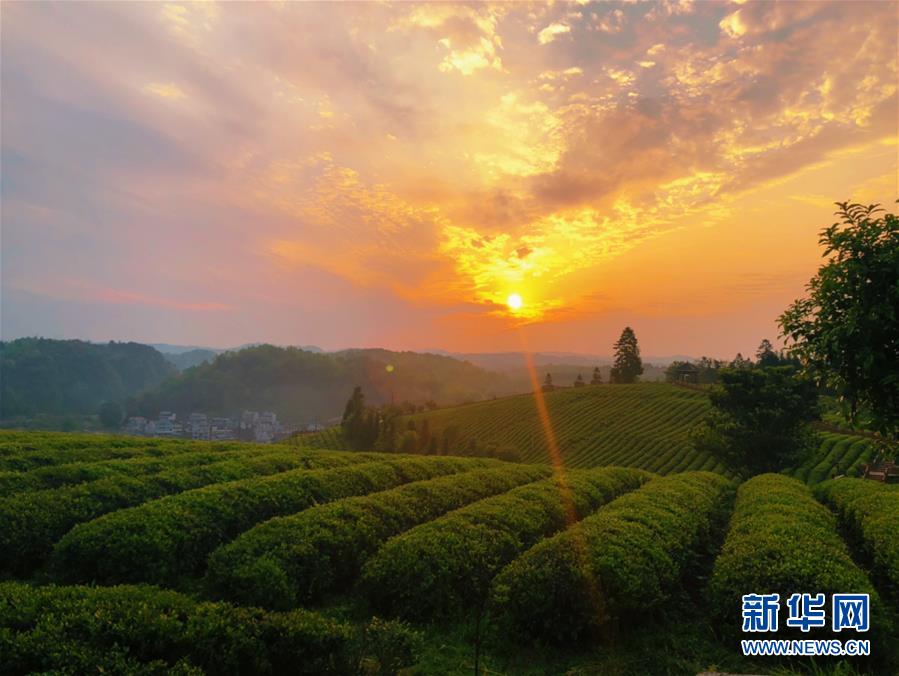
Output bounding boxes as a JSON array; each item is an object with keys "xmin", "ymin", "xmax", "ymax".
[
  {"xmin": 541, "ymin": 373, "xmax": 554, "ymax": 392},
  {"xmin": 590, "ymin": 367, "xmax": 603, "ymax": 385},
  {"xmin": 610, "ymin": 327, "xmax": 643, "ymax": 384},
  {"xmin": 755, "ymin": 339, "xmax": 780, "ymax": 367},
  {"xmin": 573, "ymin": 374, "xmax": 585, "ymax": 388},
  {"xmin": 691, "ymin": 366, "xmax": 820, "ymax": 476},
  {"xmin": 98, "ymin": 401, "xmax": 123, "ymax": 429},
  {"xmin": 779, "ymin": 201, "xmax": 899, "ymax": 441},
  {"xmin": 341, "ymin": 386, "xmax": 378, "ymax": 449},
  {"xmin": 730, "ymin": 353, "xmax": 752, "ymax": 369}
]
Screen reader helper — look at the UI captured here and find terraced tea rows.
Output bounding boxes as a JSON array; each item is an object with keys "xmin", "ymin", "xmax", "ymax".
[
  {"xmin": 2, "ymin": 431, "xmax": 896, "ymax": 674},
  {"xmin": 401, "ymin": 384, "xmax": 725, "ymax": 473},
  {"xmin": 786, "ymin": 431, "xmax": 877, "ymax": 484}
]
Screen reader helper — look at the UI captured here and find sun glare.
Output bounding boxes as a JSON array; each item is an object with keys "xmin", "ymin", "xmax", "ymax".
[{"xmin": 506, "ymin": 293, "xmax": 523, "ymax": 311}]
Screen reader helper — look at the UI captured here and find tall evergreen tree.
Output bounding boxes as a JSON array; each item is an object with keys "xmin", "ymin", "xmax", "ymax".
[
  {"xmin": 541, "ymin": 373, "xmax": 554, "ymax": 392},
  {"xmin": 590, "ymin": 367, "xmax": 603, "ymax": 385},
  {"xmin": 610, "ymin": 327, "xmax": 644, "ymax": 384}
]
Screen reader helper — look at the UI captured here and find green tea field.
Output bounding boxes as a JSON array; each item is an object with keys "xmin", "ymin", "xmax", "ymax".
[
  {"xmin": 298, "ymin": 384, "xmax": 877, "ymax": 485},
  {"xmin": 1, "ymin": 430, "xmax": 896, "ymax": 675}
]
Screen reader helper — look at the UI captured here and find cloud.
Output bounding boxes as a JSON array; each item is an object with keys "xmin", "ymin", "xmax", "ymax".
[
  {"xmin": 143, "ymin": 82, "xmax": 186, "ymax": 100},
  {"xmin": 1, "ymin": 0, "xmax": 896, "ymax": 349},
  {"xmin": 537, "ymin": 22, "xmax": 570, "ymax": 45}
]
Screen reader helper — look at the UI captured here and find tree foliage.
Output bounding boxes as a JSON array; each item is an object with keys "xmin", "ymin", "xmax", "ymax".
[
  {"xmin": 98, "ymin": 401, "xmax": 123, "ymax": 429},
  {"xmin": 136, "ymin": 345, "xmax": 510, "ymax": 422},
  {"xmin": 610, "ymin": 327, "xmax": 643, "ymax": 384},
  {"xmin": 590, "ymin": 367, "xmax": 602, "ymax": 385},
  {"xmin": 0, "ymin": 338, "xmax": 175, "ymax": 419},
  {"xmin": 779, "ymin": 201, "xmax": 899, "ymax": 439},
  {"xmin": 541, "ymin": 373, "xmax": 554, "ymax": 392},
  {"xmin": 692, "ymin": 366, "xmax": 820, "ymax": 476}
]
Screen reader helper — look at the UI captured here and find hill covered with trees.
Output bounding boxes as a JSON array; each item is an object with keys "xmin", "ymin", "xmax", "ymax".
[
  {"xmin": 134, "ymin": 345, "xmax": 514, "ymax": 422},
  {"xmin": 0, "ymin": 339, "xmax": 175, "ymax": 421}
]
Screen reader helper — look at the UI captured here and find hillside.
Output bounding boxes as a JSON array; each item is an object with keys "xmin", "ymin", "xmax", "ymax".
[
  {"xmin": 136, "ymin": 345, "xmax": 515, "ymax": 422},
  {"xmin": 403, "ymin": 383, "xmax": 723, "ymax": 474},
  {"xmin": 1, "ymin": 431, "xmax": 895, "ymax": 674},
  {"xmin": 299, "ymin": 384, "xmax": 878, "ymax": 484},
  {"xmin": 0, "ymin": 338, "xmax": 176, "ymax": 420}
]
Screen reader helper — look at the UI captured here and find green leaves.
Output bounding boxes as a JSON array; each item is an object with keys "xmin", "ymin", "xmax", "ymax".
[
  {"xmin": 816, "ymin": 479, "xmax": 899, "ymax": 598},
  {"xmin": 709, "ymin": 474, "xmax": 884, "ymax": 639},
  {"xmin": 779, "ymin": 201, "xmax": 899, "ymax": 440},
  {"xmin": 693, "ymin": 366, "xmax": 820, "ymax": 476},
  {"xmin": 488, "ymin": 472, "xmax": 734, "ymax": 645},
  {"xmin": 204, "ymin": 464, "xmax": 549, "ymax": 609},
  {"xmin": 360, "ymin": 466, "xmax": 651, "ymax": 623}
]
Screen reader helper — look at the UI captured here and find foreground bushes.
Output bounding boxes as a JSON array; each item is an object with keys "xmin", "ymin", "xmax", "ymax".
[
  {"xmin": 0, "ymin": 448, "xmax": 261, "ymax": 496},
  {"xmin": 51, "ymin": 456, "xmax": 496, "ymax": 586},
  {"xmin": 489, "ymin": 472, "xmax": 734, "ymax": 644},
  {"xmin": 816, "ymin": 478, "xmax": 899, "ymax": 597},
  {"xmin": 362, "ymin": 466, "xmax": 652, "ymax": 622},
  {"xmin": 709, "ymin": 474, "xmax": 881, "ymax": 635},
  {"xmin": 205, "ymin": 464, "xmax": 550, "ymax": 609},
  {"xmin": 0, "ymin": 450, "xmax": 367, "ymax": 575},
  {"xmin": 0, "ymin": 581, "xmax": 355, "ymax": 675}
]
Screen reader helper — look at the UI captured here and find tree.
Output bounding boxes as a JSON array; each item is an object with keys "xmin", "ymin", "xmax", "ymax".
[
  {"xmin": 730, "ymin": 353, "xmax": 752, "ymax": 369},
  {"xmin": 610, "ymin": 327, "xmax": 643, "ymax": 384},
  {"xmin": 541, "ymin": 373, "xmax": 555, "ymax": 392},
  {"xmin": 341, "ymin": 386, "xmax": 378, "ymax": 449},
  {"xmin": 779, "ymin": 201, "xmax": 899, "ymax": 440},
  {"xmin": 574, "ymin": 374, "xmax": 585, "ymax": 387},
  {"xmin": 98, "ymin": 401, "xmax": 123, "ymax": 429},
  {"xmin": 342, "ymin": 385, "xmax": 365, "ymax": 425},
  {"xmin": 590, "ymin": 367, "xmax": 603, "ymax": 385},
  {"xmin": 691, "ymin": 366, "xmax": 820, "ymax": 476},
  {"xmin": 755, "ymin": 339, "xmax": 779, "ymax": 367}
]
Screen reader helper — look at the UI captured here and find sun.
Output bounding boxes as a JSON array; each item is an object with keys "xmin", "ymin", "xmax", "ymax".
[{"xmin": 506, "ymin": 293, "xmax": 523, "ymax": 311}]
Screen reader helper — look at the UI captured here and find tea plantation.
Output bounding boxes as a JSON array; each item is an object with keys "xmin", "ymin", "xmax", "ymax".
[{"xmin": 1, "ymin": 428, "xmax": 896, "ymax": 675}]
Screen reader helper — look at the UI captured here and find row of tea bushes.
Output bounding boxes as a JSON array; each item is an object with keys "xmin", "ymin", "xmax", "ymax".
[
  {"xmin": 0, "ymin": 431, "xmax": 253, "ymax": 471},
  {"xmin": 489, "ymin": 472, "xmax": 735, "ymax": 644},
  {"xmin": 0, "ymin": 448, "xmax": 273, "ymax": 496},
  {"xmin": 709, "ymin": 474, "xmax": 883, "ymax": 636},
  {"xmin": 0, "ymin": 581, "xmax": 355, "ymax": 675},
  {"xmin": 0, "ymin": 449, "xmax": 369, "ymax": 575},
  {"xmin": 362, "ymin": 466, "xmax": 653, "ymax": 622},
  {"xmin": 50, "ymin": 456, "xmax": 498, "ymax": 586},
  {"xmin": 816, "ymin": 478, "xmax": 899, "ymax": 597},
  {"xmin": 204, "ymin": 464, "xmax": 551, "ymax": 609}
]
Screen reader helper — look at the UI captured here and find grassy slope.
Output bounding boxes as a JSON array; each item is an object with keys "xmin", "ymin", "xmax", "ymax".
[
  {"xmin": 407, "ymin": 383, "xmax": 725, "ymax": 474},
  {"xmin": 298, "ymin": 385, "xmax": 877, "ymax": 484}
]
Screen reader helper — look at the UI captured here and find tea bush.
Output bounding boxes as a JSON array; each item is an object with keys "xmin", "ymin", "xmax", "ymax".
[{"xmin": 205, "ymin": 464, "xmax": 549, "ymax": 608}]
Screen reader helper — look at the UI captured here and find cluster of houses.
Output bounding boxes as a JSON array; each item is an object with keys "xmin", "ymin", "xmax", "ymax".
[{"xmin": 122, "ymin": 410, "xmax": 321, "ymax": 444}]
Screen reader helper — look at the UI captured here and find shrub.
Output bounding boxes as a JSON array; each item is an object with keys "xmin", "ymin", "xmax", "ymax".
[
  {"xmin": 205, "ymin": 464, "xmax": 549, "ymax": 609},
  {"xmin": 489, "ymin": 472, "xmax": 735, "ymax": 645},
  {"xmin": 361, "ymin": 466, "xmax": 652, "ymax": 622},
  {"xmin": 816, "ymin": 478, "xmax": 899, "ymax": 598},
  {"xmin": 357, "ymin": 617, "xmax": 423, "ymax": 676},
  {"xmin": 0, "ymin": 581, "xmax": 353, "ymax": 675},
  {"xmin": 0, "ymin": 449, "xmax": 368, "ymax": 575},
  {"xmin": 0, "ymin": 448, "xmax": 268, "ymax": 496},
  {"xmin": 709, "ymin": 474, "xmax": 883, "ymax": 638},
  {"xmin": 50, "ymin": 456, "xmax": 497, "ymax": 586},
  {"xmin": 0, "ymin": 431, "xmax": 245, "ymax": 471}
]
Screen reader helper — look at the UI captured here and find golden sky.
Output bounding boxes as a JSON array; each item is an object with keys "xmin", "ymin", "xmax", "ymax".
[{"xmin": 2, "ymin": 1, "xmax": 897, "ymax": 357}]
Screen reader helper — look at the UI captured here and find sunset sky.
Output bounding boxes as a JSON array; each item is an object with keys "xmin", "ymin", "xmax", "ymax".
[{"xmin": 2, "ymin": 1, "xmax": 896, "ymax": 358}]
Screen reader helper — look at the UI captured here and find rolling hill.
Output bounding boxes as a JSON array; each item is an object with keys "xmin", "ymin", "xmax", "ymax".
[
  {"xmin": 298, "ymin": 382, "xmax": 878, "ymax": 484},
  {"xmin": 401, "ymin": 383, "xmax": 723, "ymax": 473}
]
